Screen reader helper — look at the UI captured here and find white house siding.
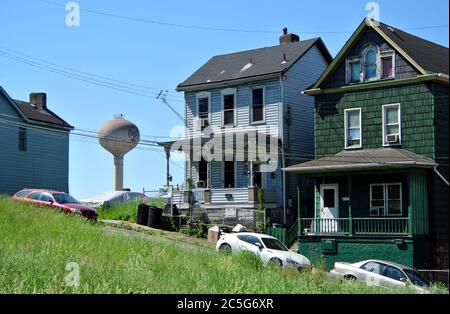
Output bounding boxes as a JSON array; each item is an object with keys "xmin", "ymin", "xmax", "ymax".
[
  {"xmin": 0, "ymin": 94, "xmax": 70, "ymax": 195},
  {"xmin": 282, "ymin": 44, "xmax": 330, "ymax": 212}
]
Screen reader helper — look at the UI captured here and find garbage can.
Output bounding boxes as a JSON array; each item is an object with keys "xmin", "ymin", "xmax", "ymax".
[
  {"xmin": 136, "ymin": 204, "xmax": 150, "ymax": 226},
  {"xmin": 147, "ymin": 206, "xmax": 163, "ymax": 229}
]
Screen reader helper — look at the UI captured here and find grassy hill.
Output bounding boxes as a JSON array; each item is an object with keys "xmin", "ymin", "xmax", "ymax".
[{"xmin": 0, "ymin": 196, "xmax": 411, "ymax": 294}]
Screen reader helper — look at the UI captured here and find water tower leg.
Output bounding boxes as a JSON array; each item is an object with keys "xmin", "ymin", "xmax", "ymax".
[{"xmin": 114, "ymin": 156, "xmax": 124, "ymax": 191}]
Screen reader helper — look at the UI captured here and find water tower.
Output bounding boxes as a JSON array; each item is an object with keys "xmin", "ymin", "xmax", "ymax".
[{"xmin": 99, "ymin": 114, "xmax": 140, "ymax": 191}]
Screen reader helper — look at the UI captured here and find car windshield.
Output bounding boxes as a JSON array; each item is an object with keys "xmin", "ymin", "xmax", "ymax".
[
  {"xmin": 52, "ymin": 193, "xmax": 80, "ymax": 204},
  {"xmin": 261, "ymin": 238, "xmax": 289, "ymax": 251},
  {"xmin": 403, "ymin": 269, "xmax": 430, "ymax": 287}
]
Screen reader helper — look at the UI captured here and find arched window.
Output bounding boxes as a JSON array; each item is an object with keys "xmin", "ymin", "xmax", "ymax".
[{"xmin": 363, "ymin": 46, "xmax": 378, "ymax": 80}]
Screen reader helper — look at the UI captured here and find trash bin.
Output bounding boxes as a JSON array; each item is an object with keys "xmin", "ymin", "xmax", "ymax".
[
  {"xmin": 147, "ymin": 206, "xmax": 163, "ymax": 229},
  {"xmin": 207, "ymin": 226, "xmax": 220, "ymax": 243},
  {"xmin": 136, "ymin": 204, "xmax": 150, "ymax": 226}
]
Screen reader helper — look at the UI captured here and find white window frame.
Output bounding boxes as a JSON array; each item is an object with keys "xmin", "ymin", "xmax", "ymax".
[
  {"xmin": 195, "ymin": 91, "xmax": 211, "ymax": 131},
  {"xmin": 221, "ymin": 88, "xmax": 237, "ymax": 127},
  {"xmin": 222, "ymin": 161, "xmax": 237, "ymax": 188},
  {"xmin": 346, "ymin": 56, "xmax": 361, "ymax": 84},
  {"xmin": 197, "ymin": 158, "xmax": 209, "ymax": 188},
  {"xmin": 382, "ymin": 103, "xmax": 402, "ymax": 147},
  {"xmin": 370, "ymin": 183, "xmax": 403, "ymax": 217},
  {"xmin": 369, "ymin": 183, "xmax": 385, "ymax": 217},
  {"xmin": 344, "ymin": 108, "xmax": 362, "ymax": 150},
  {"xmin": 380, "ymin": 51, "xmax": 396, "ymax": 79},
  {"xmin": 250, "ymin": 86, "xmax": 265, "ymax": 124}
]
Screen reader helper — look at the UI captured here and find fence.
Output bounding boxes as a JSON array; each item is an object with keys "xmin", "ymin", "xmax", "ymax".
[{"xmin": 203, "ymin": 208, "xmax": 266, "ymax": 232}]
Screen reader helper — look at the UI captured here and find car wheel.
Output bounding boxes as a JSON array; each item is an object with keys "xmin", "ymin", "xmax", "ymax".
[
  {"xmin": 219, "ymin": 243, "xmax": 232, "ymax": 254},
  {"xmin": 344, "ymin": 274, "xmax": 357, "ymax": 281},
  {"xmin": 268, "ymin": 258, "xmax": 283, "ymax": 268}
]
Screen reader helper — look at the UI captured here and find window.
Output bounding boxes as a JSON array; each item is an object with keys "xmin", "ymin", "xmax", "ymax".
[
  {"xmin": 385, "ymin": 266, "xmax": 407, "ymax": 282},
  {"xmin": 251, "ymin": 88, "xmax": 264, "ymax": 123},
  {"xmin": 381, "ymin": 53, "xmax": 394, "ymax": 79},
  {"xmin": 198, "ymin": 158, "xmax": 208, "ymax": 187},
  {"xmin": 323, "ymin": 189, "xmax": 336, "ymax": 208},
  {"xmin": 370, "ymin": 183, "xmax": 402, "ymax": 216},
  {"xmin": 224, "ymin": 161, "xmax": 235, "ymax": 188},
  {"xmin": 344, "ymin": 108, "xmax": 362, "ymax": 149},
  {"xmin": 15, "ymin": 190, "xmax": 32, "ymax": 198},
  {"xmin": 363, "ymin": 47, "xmax": 378, "ymax": 80},
  {"xmin": 40, "ymin": 193, "xmax": 54, "ymax": 203},
  {"xmin": 361, "ymin": 262, "xmax": 387, "ymax": 275},
  {"xmin": 19, "ymin": 127, "xmax": 27, "ymax": 151},
  {"xmin": 27, "ymin": 192, "xmax": 42, "ymax": 200},
  {"xmin": 196, "ymin": 92, "xmax": 210, "ymax": 131},
  {"xmin": 383, "ymin": 104, "xmax": 401, "ymax": 146},
  {"xmin": 348, "ymin": 58, "xmax": 361, "ymax": 83},
  {"xmin": 222, "ymin": 89, "xmax": 236, "ymax": 126}
]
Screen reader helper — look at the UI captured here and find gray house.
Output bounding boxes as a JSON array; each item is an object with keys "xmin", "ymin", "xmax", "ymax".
[
  {"xmin": 171, "ymin": 29, "xmax": 332, "ymax": 225},
  {"xmin": 0, "ymin": 87, "xmax": 73, "ymax": 195}
]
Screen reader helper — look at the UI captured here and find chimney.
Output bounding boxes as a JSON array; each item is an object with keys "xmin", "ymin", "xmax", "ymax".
[
  {"xmin": 279, "ymin": 27, "xmax": 300, "ymax": 44},
  {"xmin": 30, "ymin": 93, "xmax": 47, "ymax": 110}
]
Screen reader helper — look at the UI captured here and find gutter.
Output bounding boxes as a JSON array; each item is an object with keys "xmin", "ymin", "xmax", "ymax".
[
  {"xmin": 434, "ymin": 166, "xmax": 449, "ymax": 186},
  {"xmin": 303, "ymin": 73, "xmax": 449, "ymax": 96}
]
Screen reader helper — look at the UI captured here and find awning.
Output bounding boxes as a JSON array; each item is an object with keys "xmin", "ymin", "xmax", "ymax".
[{"xmin": 282, "ymin": 148, "xmax": 437, "ymax": 174}]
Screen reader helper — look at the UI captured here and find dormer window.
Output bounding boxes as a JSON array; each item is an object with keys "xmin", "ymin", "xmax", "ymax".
[{"xmin": 346, "ymin": 45, "xmax": 395, "ymax": 83}]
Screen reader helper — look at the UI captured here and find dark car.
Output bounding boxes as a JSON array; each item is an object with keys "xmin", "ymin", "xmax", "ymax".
[{"xmin": 13, "ymin": 189, "xmax": 98, "ymax": 220}]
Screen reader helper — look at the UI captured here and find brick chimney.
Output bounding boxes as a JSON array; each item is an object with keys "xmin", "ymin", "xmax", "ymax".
[
  {"xmin": 30, "ymin": 93, "xmax": 47, "ymax": 110},
  {"xmin": 279, "ymin": 27, "xmax": 300, "ymax": 44}
]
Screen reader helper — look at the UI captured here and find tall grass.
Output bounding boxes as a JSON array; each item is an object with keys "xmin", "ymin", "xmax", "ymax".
[
  {"xmin": 0, "ymin": 196, "xmax": 415, "ymax": 294},
  {"xmin": 96, "ymin": 198, "xmax": 165, "ymax": 222}
]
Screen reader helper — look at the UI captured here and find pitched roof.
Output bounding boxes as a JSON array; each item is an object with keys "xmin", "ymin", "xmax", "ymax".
[
  {"xmin": 177, "ymin": 38, "xmax": 332, "ymax": 91},
  {"xmin": 283, "ymin": 148, "xmax": 436, "ymax": 174},
  {"xmin": 14, "ymin": 99, "xmax": 73, "ymax": 129},
  {"xmin": 307, "ymin": 18, "xmax": 449, "ymax": 91},
  {"xmin": 378, "ymin": 22, "xmax": 449, "ymax": 75}
]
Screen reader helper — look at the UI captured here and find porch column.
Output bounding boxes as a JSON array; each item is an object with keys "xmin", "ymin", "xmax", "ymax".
[
  {"xmin": 348, "ymin": 175, "xmax": 353, "ymax": 235},
  {"xmin": 164, "ymin": 145, "xmax": 171, "ymax": 187},
  {"xmin": 297, "ymin": 186, "xmax": 301, "ymax": 237},
  {"xmin": 249, "ymin": 161, "xmax": 254, "ymax": 187}
]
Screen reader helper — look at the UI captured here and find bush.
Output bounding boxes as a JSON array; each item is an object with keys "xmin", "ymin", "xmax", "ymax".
[{"xmin": 179, "ymin": 220, "xmax": 207, "ymax": 238}]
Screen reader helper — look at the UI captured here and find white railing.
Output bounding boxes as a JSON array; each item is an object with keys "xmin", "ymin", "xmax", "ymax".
[{"xmin": 211, "ymin": 188, "xmax": 248, "ymax": 204}]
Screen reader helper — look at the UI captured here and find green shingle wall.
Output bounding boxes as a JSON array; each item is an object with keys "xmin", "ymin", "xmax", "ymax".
[
  {"xmin": 315, "ymin": 83, "xmax": 435, "ymax": 159},
  {"xmin": 298, "ymin": 236, "xmax": 427, "ymax": 271}
]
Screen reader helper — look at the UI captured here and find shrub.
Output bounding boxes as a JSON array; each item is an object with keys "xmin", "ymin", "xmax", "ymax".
[{"xmin": 179, "ymin": 220, "xmax": 207, "ymax": 238}]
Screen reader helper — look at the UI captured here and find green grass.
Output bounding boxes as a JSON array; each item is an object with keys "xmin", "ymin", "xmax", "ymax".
[
  {"xmin": 0, "ymin": 196, "xmax": 434, "ymax": 294},
  {"xmin": 96, "ymin": 198, "xmax": 165, "ymax": 222}
]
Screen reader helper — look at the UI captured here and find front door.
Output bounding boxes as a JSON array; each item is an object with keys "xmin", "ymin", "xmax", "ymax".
[{"xmin": 320, "ymin": 184, "xmax": 339, "ymax": 233}]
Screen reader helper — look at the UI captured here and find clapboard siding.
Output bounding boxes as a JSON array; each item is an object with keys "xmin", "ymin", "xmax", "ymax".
[
  {"xmin": 282, "ymin": 45, "xmax": 329, "ymax": 208},
  {"xmin": 0, "ymin": 94, "xmax": 70, "ymax": 195}
]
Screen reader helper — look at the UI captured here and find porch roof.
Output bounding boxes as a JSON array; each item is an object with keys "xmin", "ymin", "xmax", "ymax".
[{"xmin": 283, "ymin": 148, "xmax": 437, "ymax": 174}]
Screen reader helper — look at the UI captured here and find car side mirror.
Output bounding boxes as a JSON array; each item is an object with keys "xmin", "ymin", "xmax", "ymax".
[
  {"xmin": 48, "ymin": 200, "xmax": 54, "ymax": 206},
  {"xmin": 400, "ymin": 278, "xmax": 409, "ymax": 285},
  {"xmin": 255, "ymin": 243, "xmax": 263, "ymax": 251}
]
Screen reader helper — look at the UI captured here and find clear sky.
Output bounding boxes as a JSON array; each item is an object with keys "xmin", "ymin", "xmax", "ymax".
[{"xmin": 0, "ymin": 0, "xmax": 448, "ymax": 199}]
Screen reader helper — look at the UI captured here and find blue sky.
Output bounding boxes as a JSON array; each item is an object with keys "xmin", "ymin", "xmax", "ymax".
[{"xmin": 0, "ymin": 0, "xmax": 448, "ymax": 199}]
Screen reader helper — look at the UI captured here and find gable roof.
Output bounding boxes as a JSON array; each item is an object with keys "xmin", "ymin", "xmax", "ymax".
[
  {"xmin": 177, "ymin": 38, "xmax": 332, "ymax": 91},
  {"xmin": 14, "ymin": 99, "xmax": 73, "ymax": 128},
  {"xmin": 0, "ymin": 86, "xmax": 73, "ymax": 130},
  {"xmin": 307, "ymin": 18, "xmax": 449, "ymax": 92}
]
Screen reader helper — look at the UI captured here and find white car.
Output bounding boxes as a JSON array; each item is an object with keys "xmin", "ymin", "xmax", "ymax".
[
  {"xmin": 216, "ymin": 232, "xmax": 311, "ymax": 271},
  {"xmin": 329, "ymin": 259, "xmax": 432, "ymax": 293}
]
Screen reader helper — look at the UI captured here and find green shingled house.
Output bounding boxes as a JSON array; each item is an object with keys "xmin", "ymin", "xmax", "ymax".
[{"xmin": 283, "ymin": 18, "xmax": 449, "ymax": 273}]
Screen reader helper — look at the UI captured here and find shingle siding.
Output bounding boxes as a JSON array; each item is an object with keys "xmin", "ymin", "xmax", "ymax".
[{"xmin": 322, "ymin": 28, "xmax": 419, "ymax": 89}]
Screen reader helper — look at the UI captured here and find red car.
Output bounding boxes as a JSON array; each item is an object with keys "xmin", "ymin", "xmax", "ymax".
[{"xmin": 13, "ymin": 189, "xmax": 98, "ymax": 220}]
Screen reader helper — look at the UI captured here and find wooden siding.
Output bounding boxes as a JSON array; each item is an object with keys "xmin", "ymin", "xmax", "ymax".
[
  {"xmin": 408, "ymin": 168, "xmax": 429, "ymax": 235},
  {"xmin": 0, "ymin": 95, "xmax": 70, "ymax": 194},
  {"xmin": 322, "ymin": 28, "xmax": 419, "ymax": 89},
  {"xmin": 315, "ymin": 83, "xmax": 435, "ymax": 159}
]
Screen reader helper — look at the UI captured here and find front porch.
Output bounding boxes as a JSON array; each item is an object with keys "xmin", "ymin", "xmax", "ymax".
[{"xmin": 170, "ymin": 186, "xmax": 280, "ymax": 210}]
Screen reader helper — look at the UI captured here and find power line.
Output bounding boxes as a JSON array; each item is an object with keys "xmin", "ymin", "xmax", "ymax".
[{"xmin": 36, "ymin": 0, "xmax": 449, "ymax": 35}]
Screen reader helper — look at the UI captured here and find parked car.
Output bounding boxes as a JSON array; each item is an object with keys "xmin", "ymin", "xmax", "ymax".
[
  {"xmin": 216, "ymin": 232, "xmax": 311, "ymax": 271},
  {"xmin": 329, "ymin": 259, "xmax": 432, "ymax": 293},
  {"xmin": 12, "ymin": 189, "xmax": 98, "ymax": 220}
]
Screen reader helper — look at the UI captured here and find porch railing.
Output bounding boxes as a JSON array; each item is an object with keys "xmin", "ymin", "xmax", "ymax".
[{"xmin": 299, "ymin": 218, "xmax": 410, "ymax": 236}]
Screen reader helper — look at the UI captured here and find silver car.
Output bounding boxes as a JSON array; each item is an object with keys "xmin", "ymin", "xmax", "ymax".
[{"xmin": 329, "ymin": 259, "xmax": 432, "ymax": 293}]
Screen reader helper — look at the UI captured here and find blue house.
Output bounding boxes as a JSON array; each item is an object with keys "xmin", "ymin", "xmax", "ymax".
[
  {"xmin": 171, "ymin": 29, "xmax": 332, "ymax": 225},
  {"xmin": 0, "ymin": 87, "xmax": 73, "ymax": 195}
]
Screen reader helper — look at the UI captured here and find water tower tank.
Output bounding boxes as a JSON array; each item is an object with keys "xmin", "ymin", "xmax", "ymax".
[{"xmin": 99, "ymin": 114, "xmax": 140, "ymax": 191}]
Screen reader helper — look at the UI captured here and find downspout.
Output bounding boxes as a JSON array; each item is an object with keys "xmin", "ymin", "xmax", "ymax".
[{"xmin": 279, "ymin": 74, "xmax": 287, "ymax": 225}]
